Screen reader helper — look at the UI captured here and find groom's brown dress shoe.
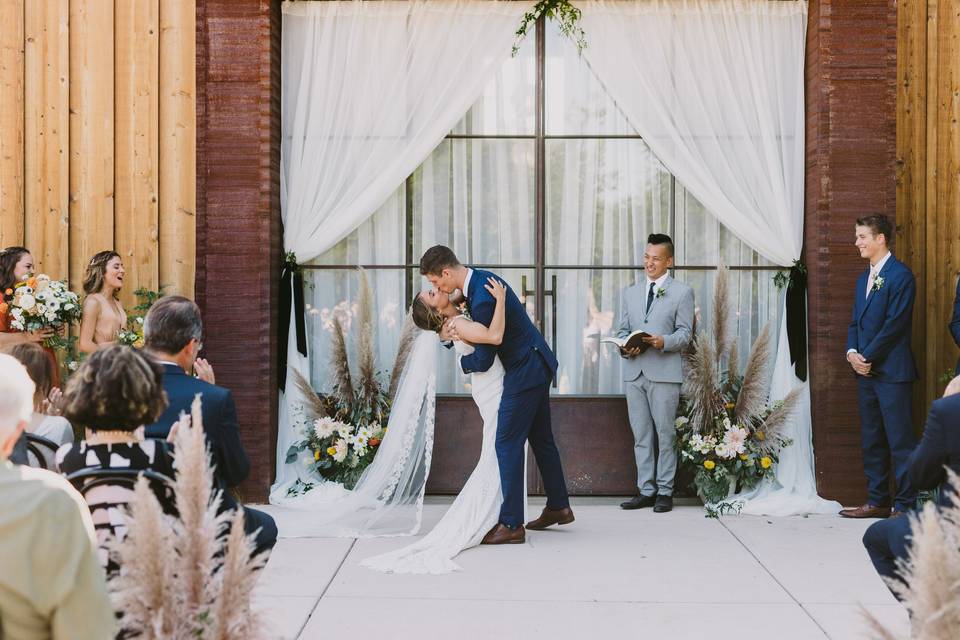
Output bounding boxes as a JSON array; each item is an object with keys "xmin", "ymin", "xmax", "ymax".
[
  {"xmin": 525, "ymin": 506, "xmax": 575, "ymax": 530},
  {"xmin": 481, "ymin": 523, "xmax": 526, "ymax": 545},
  {"xmin": 838, "ymin": 504, "xmax": 891, "ymax": 519}
]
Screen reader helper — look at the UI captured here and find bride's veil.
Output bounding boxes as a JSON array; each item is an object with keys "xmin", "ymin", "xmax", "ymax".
[{"xmin": 269, "ymin": 330, "xmax": 438, "ymax": 537}]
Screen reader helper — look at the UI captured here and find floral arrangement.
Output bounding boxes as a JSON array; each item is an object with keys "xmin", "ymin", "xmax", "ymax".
[
  {"xmin": 677, "ymin": 265, "xmax": 801, "ymax": 508},
  {"xmin": 116, "ymin": 287, "xmax": 164, "ymax": 348},
  {"xmin": 285, "ymin": 267, "xmax": 416, "ymax": 493},
  {"xmin": 1, "ymin": 275, "xmax": 81, "ymax": 349},
  {"xmin": 513, "ymin": 0, "xmax": 587, "ymax": 56}
]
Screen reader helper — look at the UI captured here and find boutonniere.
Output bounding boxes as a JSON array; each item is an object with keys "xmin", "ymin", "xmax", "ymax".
[
  {"xmin": 457, "ymin": 302, "xmax": 471, "ymax": 321},
  {"xmin": 655, "ymin": 287, "xmax": 666, "ymax": 299},
  {"xmin": 871, "ymin": 276, "xmax": 884, "ymax": 292}
]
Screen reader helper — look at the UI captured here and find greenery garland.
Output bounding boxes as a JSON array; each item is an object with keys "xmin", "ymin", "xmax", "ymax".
[{"xmin": 513, "ymin": 0, "xmax": 587, "ymax": 56}]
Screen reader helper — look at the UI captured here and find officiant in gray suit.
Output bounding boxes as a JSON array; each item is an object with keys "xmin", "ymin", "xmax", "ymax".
[{"xmin": 616, "ymin": 234, "xmax": 695, "ymax": 513}]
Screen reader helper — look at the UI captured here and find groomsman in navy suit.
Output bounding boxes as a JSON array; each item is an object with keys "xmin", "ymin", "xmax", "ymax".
[
  {"xmin": 950, "ymin": 276, "xmax": 960, "ymax": 374},
  {"xmin": 841, "ymin": 214, "xmax": 918, "ymax": 519}
]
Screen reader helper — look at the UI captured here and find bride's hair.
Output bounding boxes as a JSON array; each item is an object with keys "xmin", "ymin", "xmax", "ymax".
[{"xmin": 411, "ymin": 296, "xmax": 445, "ymax": 334}]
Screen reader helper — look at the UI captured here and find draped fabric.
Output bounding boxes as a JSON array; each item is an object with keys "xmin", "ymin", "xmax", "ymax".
[
  {"xmin": 273, "ymin": 0, "xmax": 532, "ymax": 506},
  {"xmin": 578, "ymin": 0, "xmax": 839, "ymax": 515}
]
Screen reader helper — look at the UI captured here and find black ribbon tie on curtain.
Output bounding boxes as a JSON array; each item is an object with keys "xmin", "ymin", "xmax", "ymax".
[{"xmin": 279, "ymin": 253, "xmax": 308, "ymax": 391}]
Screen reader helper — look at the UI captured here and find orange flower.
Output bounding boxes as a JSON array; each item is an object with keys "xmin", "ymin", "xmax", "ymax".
[
  {"xmin": 369, "ymin": 438, "xmax": 381, "ymax": 447},
  {"xmin": 26, "ymin": 277, "xmax": 37, "ymax": 289},
  {"xmin": 0, "ymin": 302, "xmax": 7, "ymax": 315},
  {"xmin": 3, "ymin": 288, "xmax": 11, "ymax": 296}
]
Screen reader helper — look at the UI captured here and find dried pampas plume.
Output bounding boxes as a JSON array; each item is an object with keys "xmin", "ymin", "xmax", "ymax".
[
  {"xmin": 712, "ymin": 263, "xmax": 731, "ymax": 369},
  {"xmin": 330, "ymin": 315, "xmax": 354, "ymax": 404},
  {"xmin": 356, "ymin": 267, "xmax": 380, "ymax": 406},
  {"xmin": 109, "ymin": 396, "xmax": 267, "ymax": 639},
  {"xmin": 865, "ymin": 471, "xmax": 960, "ymax": 638},
  {"xmin": 682, "ymin": 332, "xmax": 722, "ymax": 433},
  {"xmin": 289, "ymin": 367, "xmax": 327, "ymax": 421},
  {"xmin": 389, "ymin": 311, "xmax": 416, "ymax": 400},
  {"xmin": 756, "ymin": 387, "xmax": 803, "ymax": 450},
  {"xmin": 735, "ymin": 323, "xmax": 773, "ymax": 424},
  {"xmin": 726, "ymin": 337, "xmax": 740, "ymax": 382}
]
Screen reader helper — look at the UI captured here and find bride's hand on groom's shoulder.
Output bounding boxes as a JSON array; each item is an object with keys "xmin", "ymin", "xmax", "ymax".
[
  {"xmin": 484, "ymin": 277, "xmax": 506, "ymax": 302},
  {"xmin": 439, "ymin": 319, "xmax": 456, "ymax": 342}
]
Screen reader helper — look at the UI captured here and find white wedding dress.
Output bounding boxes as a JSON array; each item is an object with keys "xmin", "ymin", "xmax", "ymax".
[{"xmin": 361, "ymin": 338, "xmax": 510, "ymax": 574}]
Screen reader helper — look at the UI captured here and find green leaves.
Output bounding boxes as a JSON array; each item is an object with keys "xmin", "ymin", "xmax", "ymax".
[{"xmin": 512, "ymin": 0, "xmax": 587, "ymax": 57}]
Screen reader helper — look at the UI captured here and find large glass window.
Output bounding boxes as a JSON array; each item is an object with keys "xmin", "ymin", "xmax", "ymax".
[{"xmin": 303, "ymin": 20, "xmax": 783, "ymax": 395}]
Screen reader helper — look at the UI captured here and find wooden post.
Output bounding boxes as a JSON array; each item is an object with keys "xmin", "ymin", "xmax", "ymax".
[
  {"xmin": 159, "ymin": 0, "xmax": 196, "ymax": 297},
  {"xmin": 24, "ymin": 0, "xmax": 69, "ymax": 278},
  {"xmin": 69, "ymin": 0, "xmax": 115, "ymax": 291},
  {"xmin": 115, "ymin": 0, "xmax": 160, "ymax": 308},
  {"xmin": 0, "ymin": 0, "xmax": 25, "ymax": 246}
]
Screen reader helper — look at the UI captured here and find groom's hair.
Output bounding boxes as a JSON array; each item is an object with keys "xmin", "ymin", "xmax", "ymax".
[
  {"xmin": 419, "ymin": 245, "xmax": 460, "ymax": 276},
  {"xmin": 647, "ymin": 233, "xmax": 674, "ymax": 257},
  {"xmin": 855, "ymin": 214, "xmax": 893, "ymax": 246}
]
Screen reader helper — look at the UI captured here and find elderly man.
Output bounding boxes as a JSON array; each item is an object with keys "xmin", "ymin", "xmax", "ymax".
[
  {"xmin": 0, "ymin": 354, "xmax": 114, "ymax": 639},
  {"xmin": 143, "ymin": 296, "xmax": 277, "ymax": 558}
]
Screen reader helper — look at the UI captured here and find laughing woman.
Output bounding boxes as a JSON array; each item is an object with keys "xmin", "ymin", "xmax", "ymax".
[{"xmin": 78, "ymin": 251, "xmax": 128, "ymax": 355}]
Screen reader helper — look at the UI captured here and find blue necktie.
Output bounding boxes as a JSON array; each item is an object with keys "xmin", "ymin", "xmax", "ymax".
[{"xmin": 646, "ymin": 282, "xmax": 655, "ymax": 314}]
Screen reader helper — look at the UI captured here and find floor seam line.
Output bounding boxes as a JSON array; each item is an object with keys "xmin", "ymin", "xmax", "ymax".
[
  {"xmin": 717, "ymin": 519, "xmax": 831, "ymax": 639},
  {"xmin": 294, "ymin": 538, "xmax": 356, "ymax": 639}
]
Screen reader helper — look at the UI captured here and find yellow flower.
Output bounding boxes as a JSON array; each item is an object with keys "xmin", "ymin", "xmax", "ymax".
[
  {"xmin": 314, "ymin": 450, "xmax": 321, "ymax": 461},
  {"xmin": 326, "ymin": 446, "xmax": 337, "ymax": 456},
  {"xmin": 133, "ymin": 337, "xmax": 144, "ymax": 349},
  {"xmin": 756, "ymin": 431, "xmax": 766, "ymax": 441},
  {"xmin": 739, "ymin": 454, "xmax": 748, "ymax": 461},
  {"xmin": 703, "ymin": 460, "xmax": 715, "ymax": 470},
  {"xmin": 724, "ymin": 402, "xmax": 736, "ymax": 411},
  {"xmin": 760, "ymin": 457, "xmax": 772, "ymax": 469}
]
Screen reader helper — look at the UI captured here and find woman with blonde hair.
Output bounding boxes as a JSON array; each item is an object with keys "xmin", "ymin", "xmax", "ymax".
[{"xmin": 78, "ymin": 250, "xmax": 127, "ymax": 354}]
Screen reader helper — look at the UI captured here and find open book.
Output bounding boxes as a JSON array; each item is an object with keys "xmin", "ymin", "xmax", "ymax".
[{"xmin": 601, "ymin": 330, "xmax": 652, "ymax": 352}]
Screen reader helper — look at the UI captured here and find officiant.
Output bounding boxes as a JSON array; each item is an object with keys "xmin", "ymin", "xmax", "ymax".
[{"xmin": 616, "ymin": 234, "xmax": 695, "ymax": 514}]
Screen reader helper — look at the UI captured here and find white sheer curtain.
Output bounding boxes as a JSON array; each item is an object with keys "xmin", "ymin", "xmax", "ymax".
[
  {"xmin": 274, "ymin": 0, "xmax": 532, "ymax": 504},
  {"xmin": 578, "ymin": 0, "xmax": 839, "ymax": 515}
]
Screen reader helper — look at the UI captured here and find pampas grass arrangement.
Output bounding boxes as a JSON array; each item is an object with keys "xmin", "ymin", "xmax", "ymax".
[
  {"xmin": 865, "ymin": 470, "xmax": 960, "ymax": 639},
  {"xmin": 109, "ymin": 397, "xmax": 266, "ymax": 639},
  {"xmin": 330, "ymin": 315, "xmax": 354, "ymax": 405},
  {"xmin": 356, "ymin": 267, "xmax": 381, "ymax": 408}
]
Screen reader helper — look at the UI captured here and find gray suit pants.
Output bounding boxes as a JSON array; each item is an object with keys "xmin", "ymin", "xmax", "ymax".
[{"xmin": 625, "ymin": 374, "xmax": 680, "ymax": 497}]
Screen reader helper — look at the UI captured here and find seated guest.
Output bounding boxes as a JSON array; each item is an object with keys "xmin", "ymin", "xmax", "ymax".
[
  {"xmin": 56, "ymin": 346, "xmax": 176, "ymax": 569},
  {"xmin": 0, "ymin": 354, "xmax": 115, "ymax": 639},
  {"xmin": 862, "ymin": 375, "xmax": 960, "ymax": 598},
  {"xmin": 6, "ymin": 343, "xmax": 74, "ymax": 466},
  {"xmin": 951, "ymin": 276, "xmax": 960, "ymax": 374},
  {"xmin": 142, "ymin": 296, "xmax": 277, "ymax": 558}
]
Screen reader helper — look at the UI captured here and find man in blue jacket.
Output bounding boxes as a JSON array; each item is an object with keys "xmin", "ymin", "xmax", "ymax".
[
  {"xmin": 143, "ymin": 296, "xmax": 277, "ymax": 558},
  {"xmin": 842, "ymin": 214, "xmax": 918, "ymax": 519},
  {"xmin": 950, "ymin": 277, "xmax": 960, "ymax": 375},
  {"xmin": 862, "ymin": 376, "xmax": 960, "ymax": 598}
]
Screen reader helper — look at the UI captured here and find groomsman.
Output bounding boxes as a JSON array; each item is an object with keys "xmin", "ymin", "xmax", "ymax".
[
  {"xmin": 950, "ymin": 276, "xmax": 960, "ymax": 374},
  {"xmin": 842, "ymin": 214, "xmax": 918, "ymax": 519},
  {"xmin": 617, "ymin": 234, "xmax": 694, "ymax": 513}
]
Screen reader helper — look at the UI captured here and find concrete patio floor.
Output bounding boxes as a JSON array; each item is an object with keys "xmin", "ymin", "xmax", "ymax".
[{"xmin": 252, "ymin": 497, "xmax": 910, "ymax": 639}]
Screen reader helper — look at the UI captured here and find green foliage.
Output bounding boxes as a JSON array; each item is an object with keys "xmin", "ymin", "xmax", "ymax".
[
  {"xmin": 513, "ymin": 0, "xmax": 587, "ymax": 57},
  {"xmin": 773, "ymin": 259, "xmax": 807, "ymax": 290}
]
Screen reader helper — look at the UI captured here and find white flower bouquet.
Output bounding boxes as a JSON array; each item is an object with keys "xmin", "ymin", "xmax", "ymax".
[{"xmin": 2, "ymin": 275, "xmax": 81, "ymax": 348}]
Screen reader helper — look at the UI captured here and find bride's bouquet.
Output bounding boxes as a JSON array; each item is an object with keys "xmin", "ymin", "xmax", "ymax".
[
  {"xmin": 2, "ymin": 274, "xmax": 81, "ymax": 348},
  {"xmin": 285, "ymin": 268, "xmax": 415, "ymax": 494},
  {"xmin": 676, "ymin": 266, "xmax": 800, "ymax": 509}
]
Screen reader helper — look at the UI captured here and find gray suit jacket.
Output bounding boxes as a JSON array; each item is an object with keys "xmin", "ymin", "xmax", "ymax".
[{"xmin": 616, "ymin": 275, "xmax": 695, "ymax": 384}]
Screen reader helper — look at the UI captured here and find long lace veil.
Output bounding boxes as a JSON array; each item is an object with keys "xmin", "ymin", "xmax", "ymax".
[{"xmin": 269, "ymin": 330, "xmax": 438, "ymax": 537}]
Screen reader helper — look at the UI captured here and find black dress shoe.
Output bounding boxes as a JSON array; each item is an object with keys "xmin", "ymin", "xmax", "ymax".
[
  {"xmin": 653, "ymin": 495, "xmax": 673, "ymax": 513},
  {"xmin": 620, "ymin": 495, "xmax": 657, "ymax": 510}
]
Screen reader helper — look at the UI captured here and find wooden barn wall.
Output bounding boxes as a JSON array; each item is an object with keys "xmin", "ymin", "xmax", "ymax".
[
  {"xmin": 0, "ymin": 0, "xmax": 195, "ymax": 305},
  {"xmin": 896, "ymin": 0, "xmax": 960, "ymax": 421}
]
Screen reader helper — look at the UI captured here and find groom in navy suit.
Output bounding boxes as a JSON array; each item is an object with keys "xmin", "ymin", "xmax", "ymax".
[
  {"xmin": 842, "ymin": 214, "xmax": 918, "ymax": 519},
  {"xmin": 420, "ymin": 245, "xmax": 573, "ymax": 544}
]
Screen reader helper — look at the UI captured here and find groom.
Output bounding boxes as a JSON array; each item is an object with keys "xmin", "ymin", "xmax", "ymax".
[{"xmin": 420, "ymin": 245, "xmax": 574, "ymax": 544}]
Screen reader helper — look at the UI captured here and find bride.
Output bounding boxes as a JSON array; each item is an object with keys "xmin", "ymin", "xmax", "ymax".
[{"xmin": 361, "ymin": 276, "xmax": 511, "ymax": 574}]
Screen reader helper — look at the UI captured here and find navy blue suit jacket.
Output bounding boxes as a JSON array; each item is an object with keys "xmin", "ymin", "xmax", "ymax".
[
  {"xmin": 950, "ymin": 277, "xmax": 960, "ymax": 375},
  {"xmin": 908, "ymin": 393, "xmax": 960, "ymax": 508},
  {"xmin": 846, "ymin": 255, "xmax": 918, "ymax": 383},
  {"xmin": 459, "ymin": 269, "xmax": 558, "ymax": 393},
  {"xmin": 145, "ymin": 364, "xmax": 251, "ymax": 510}
]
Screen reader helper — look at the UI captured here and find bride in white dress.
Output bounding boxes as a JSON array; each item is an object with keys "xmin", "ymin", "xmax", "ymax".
[{"xmin": 361, "ymin": 277, "xmax": 512, "ymax": 574}]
